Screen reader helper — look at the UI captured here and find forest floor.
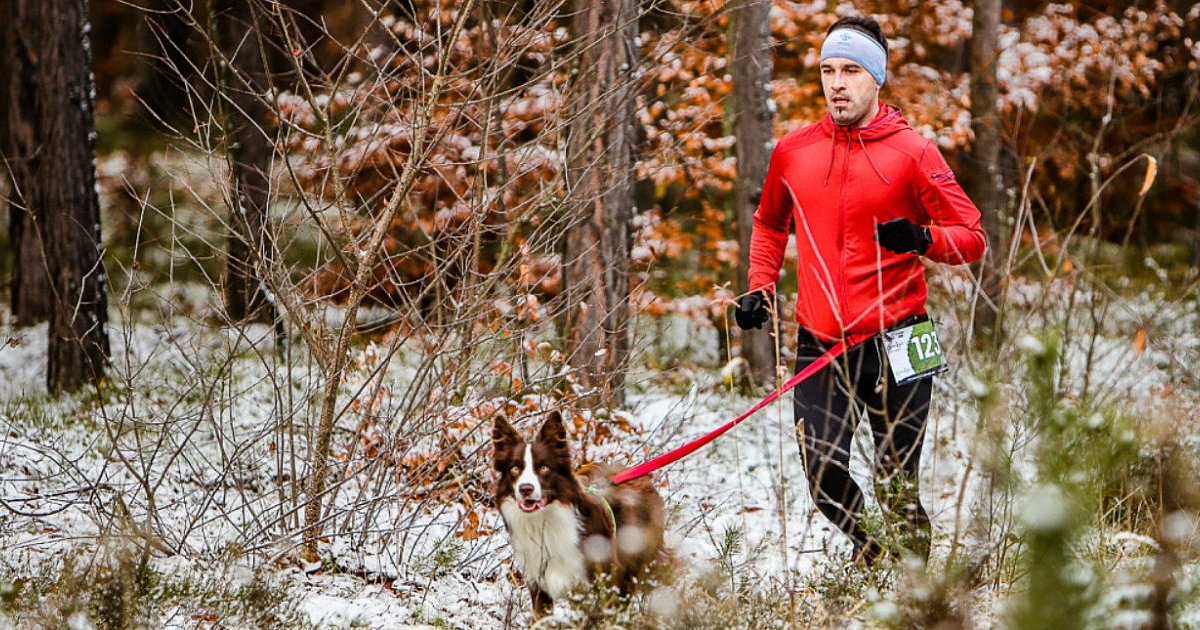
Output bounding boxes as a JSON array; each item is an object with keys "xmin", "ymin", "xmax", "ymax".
[{"xmin": 1, "ymin": 270, "xmax": 1199, "ymax": 628}]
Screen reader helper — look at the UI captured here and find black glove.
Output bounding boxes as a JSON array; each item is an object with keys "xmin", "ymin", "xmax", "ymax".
[
  {"xmin": 876, "ymin": 218, "xmax": 932, "ymax": 255},
  {"xmin": 734, "ymin": 291, "xmax": 771, "ymax": 330}
]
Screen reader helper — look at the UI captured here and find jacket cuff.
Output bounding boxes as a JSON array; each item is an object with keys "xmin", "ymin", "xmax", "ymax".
[
  {"xmin": 918, "ymin": 226, "xmax": 933, "ymax": 255},
  {"xmin": 923, "ymin": 227, "xmax": 940, "ymax": 258},
  {"xmin": 747, "ymin": 277, "xmax": 777, "ymax": 296}
]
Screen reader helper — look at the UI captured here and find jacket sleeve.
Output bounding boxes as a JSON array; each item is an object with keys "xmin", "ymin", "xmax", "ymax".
[
  {"xmin": 916, "ymin": 144, "xmax": 987, "ymax": 265},
  {"xmin": 747, "ymin": 146, "xmax": 792, "ymax": 293}
]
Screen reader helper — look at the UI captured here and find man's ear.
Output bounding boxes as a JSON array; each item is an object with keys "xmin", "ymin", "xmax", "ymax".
[
  {"xmin": 537, "ymin": 410, "xmax": 569, "ymax": 451},
  {"xmin": 492, "ymin": 413, "xmax": 521, "ymax": 453}
]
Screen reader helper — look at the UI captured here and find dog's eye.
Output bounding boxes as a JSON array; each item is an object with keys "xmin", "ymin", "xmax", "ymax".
[
  {"xmin": 538, "ymin": 465, "xmax": 550, "ymax": 474},
  {"xmin": 510, "ymin": 466, "xmax": 521, "ymax": 476}
]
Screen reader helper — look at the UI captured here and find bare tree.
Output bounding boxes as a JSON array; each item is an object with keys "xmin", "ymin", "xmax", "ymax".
[
  {"xmin": 142, "ymin": 0, "xmax": 660, "ymax": 565},
  {"xmin": 2, "ymin": 5, "xmax": 51, "ymax": 325},
  {"xmin": 2, "ymin": 0, "xmax": 110, "ymax": 391},
  {"xmin": 562, "ymin": 0, "xmax": 638, "ymax": 409},
  {"xmin": 1195, "ymin": 194, "xmax": 1200, "ymax": 269},
  {"xmin": 731, "ymin": 0, "xmax": 775, "ymax": 384},
  {"xmin": 967, "ymin": 0, "xmax": 1004, "ymax": 348},
  {"xmin": 150, "ymin": 0, "xmax": 585, "ymax": 564},
  {"xmin": 214, "ymin": 0, "xmax": 279, "ymax": 326}
]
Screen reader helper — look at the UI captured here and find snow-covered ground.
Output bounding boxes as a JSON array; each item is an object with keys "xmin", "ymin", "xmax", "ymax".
[{"xmin": 1, "ymin": 273, "xmax": 1198, "ymax": 628}]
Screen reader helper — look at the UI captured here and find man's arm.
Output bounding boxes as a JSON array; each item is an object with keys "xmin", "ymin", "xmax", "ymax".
[
  {"xmin": 747, "ymin": 148, "xmax": 793, "ymax": 292},
  {"xmin": 915, "ymin": 144, "xmax": 987, "ymax": 265}
]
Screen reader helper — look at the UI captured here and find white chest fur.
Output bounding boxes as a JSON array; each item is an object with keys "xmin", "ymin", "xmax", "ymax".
[{"xmin": 500, "ymin": 499, "xmax": 586, "ymax": 599}]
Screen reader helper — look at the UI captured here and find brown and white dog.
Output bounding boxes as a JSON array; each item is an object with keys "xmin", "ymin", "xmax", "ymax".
[{"xmin": 492, "ymin": 411, "xmax": 665, "ymax": 618}]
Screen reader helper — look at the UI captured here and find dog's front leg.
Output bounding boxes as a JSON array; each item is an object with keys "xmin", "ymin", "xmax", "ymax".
[{"xmin": 529, "ymin": 582, "xmax": 552, "ymax": 620}]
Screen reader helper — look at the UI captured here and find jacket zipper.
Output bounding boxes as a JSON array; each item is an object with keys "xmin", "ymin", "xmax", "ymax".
[{"xmin": 837, "ymin": 131, "xmax": 852, "ymax": 331}]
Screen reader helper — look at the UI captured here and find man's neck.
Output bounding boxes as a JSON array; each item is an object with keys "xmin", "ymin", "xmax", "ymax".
[{"xmin": 844, "ymin": 100, "xmax": 881, "ymax": 129}]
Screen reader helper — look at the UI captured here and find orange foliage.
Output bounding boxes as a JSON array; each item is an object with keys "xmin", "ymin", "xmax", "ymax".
[
  {"xmin": 280, "ymin": 6, "xmax": 568, "ymax": 307},
  {"xmin": 288, "ymin": 0, "xmax": 1196, "ymax": 310}
]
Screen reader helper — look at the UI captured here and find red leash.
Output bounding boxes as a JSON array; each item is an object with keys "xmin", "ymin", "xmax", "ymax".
[{"xmin": 609, "ymin": 339, "xmax": 850, "ymax": 484}]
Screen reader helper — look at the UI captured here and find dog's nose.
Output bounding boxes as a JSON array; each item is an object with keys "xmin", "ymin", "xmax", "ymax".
[{"xmin": 518, "ymin": 483, "xmax": 534, "ymax": 498}]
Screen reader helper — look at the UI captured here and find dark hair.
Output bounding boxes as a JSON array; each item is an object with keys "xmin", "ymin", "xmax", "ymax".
[{"xmin": 826, "ymin": 16, "xmax": 889, "ymax": 58}]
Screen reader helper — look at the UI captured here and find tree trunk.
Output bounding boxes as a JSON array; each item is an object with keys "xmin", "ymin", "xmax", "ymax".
[
  {"xmin": 7, "ymin": 203, "xmax": 51, "ymax": 324},
  {"xmin": 215, "ymin": 0, "xmax": 277, "ymax": 325},
  {"xmin": 1194, "ymin": 196, "xmax": 1200, "ymax": 269},
  {"xmin": 139, "ymin": 0, "xmax": 202, "ymax": 130},
  {"xmin": 732, "ymin": 0, "xmax": 776, "ymax": 385},
  {"xmin": 2, "ymin": 4, "xmax": 51, "ymax": 325},
  {"xmin": 966, "ymin": 0, "xmax": 1004, "ymax": 348},
  {"xmin": 562, "ymin": 0, "xmax": 637, "ymax": 409},
  {"xmin": 2, "ymin": 0, "xmax": 110, "ymax": 391}
]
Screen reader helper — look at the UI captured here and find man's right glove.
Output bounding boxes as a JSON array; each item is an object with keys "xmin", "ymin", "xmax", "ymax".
[{"xmin": 734, "ymin": 291, "xmax": 771, "ymax": 330}]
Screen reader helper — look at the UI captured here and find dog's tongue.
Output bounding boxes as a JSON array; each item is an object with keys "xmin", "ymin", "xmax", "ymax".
[{"xmin": 519, "ymin": 498, "xmax": 548, "ymax": 513}]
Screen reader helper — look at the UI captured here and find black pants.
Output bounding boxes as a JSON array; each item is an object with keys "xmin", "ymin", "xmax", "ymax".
[{"xmin": 793, "ymin": 323, "xmax": 932, "ymax": 558}]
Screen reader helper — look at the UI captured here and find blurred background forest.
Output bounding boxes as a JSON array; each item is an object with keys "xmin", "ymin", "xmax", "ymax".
[
  {"xmin": 81, "ymin": 0, "xmax": 1200, "ymax": 262},
  {"xmin": 85, "ymin": 0, "xmax": 1200, "ymax": 277},
  {"xmin": 2, "ymin": 0, "xmax": 1200, "ymax": 627}
]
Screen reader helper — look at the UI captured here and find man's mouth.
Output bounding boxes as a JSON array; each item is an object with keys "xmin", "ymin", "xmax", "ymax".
[{"xmin": 519, "ymin": 497, "xmax": 549, "ymax": 513}]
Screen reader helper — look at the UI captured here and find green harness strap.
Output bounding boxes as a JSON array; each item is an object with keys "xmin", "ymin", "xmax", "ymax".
[{"xmin": 585, "ymin": 486, "xmax": 617, "ymax": 537}]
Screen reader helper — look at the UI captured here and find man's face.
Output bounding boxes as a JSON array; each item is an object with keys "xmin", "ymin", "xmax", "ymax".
[{"xmin": 820, "ymin": 57, "xmax": 880, "ymax": 127}]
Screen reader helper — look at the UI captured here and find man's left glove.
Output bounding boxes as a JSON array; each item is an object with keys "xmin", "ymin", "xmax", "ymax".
[{"xmin": 876, "ymin": 218, "xmax": 933, "ymax": 255}]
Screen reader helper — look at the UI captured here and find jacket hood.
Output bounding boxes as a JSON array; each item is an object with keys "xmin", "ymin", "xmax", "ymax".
[{"xmin": 820, "ymin": 103, "xmax": 909, "ymax": 141}]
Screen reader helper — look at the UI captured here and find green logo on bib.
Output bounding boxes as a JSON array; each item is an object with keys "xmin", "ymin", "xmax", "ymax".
[{"xmin": 906, "ymin": 320, "xmax": 945, "ymax": 375}]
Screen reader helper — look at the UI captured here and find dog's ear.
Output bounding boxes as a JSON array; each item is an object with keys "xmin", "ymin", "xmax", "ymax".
[
  {"xmin": 537, "ymin": 410, "xmax": 569, "ymax": 451},
  {"xmin": 492, "ymin": 413, "xmax": 521, "ymax": 454}
]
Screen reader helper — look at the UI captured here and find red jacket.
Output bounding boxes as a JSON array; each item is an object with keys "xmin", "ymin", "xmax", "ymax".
[{"xmin": 748, "ymin": 104, "xmax": 986, "ymax": 345}]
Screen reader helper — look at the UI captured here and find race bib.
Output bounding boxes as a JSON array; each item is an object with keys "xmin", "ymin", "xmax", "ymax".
[{"xmin": 882, "ymin": 319, "xmax": 947, "ymax": 385}]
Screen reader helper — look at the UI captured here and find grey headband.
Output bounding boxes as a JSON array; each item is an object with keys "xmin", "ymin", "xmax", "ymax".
[{"xmin": 820, "ymin": 28, "xmax": 888, "ymax": 86}]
